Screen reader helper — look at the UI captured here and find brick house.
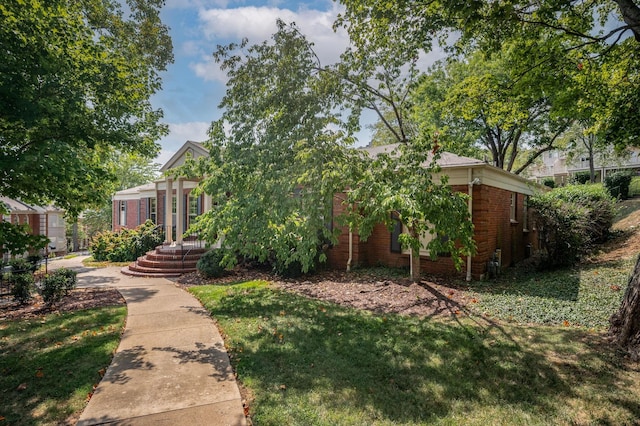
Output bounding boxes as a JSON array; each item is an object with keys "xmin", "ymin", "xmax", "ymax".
[
  {"xmin": 113, "ymin": 141, "xmax": 540, "ymax": 279},
  {"xmin": 1, "ymin": 197, "xmax": 67, "ymax": 261},
  {"xmin": 327, "ymin": 145, "xmax": 540, "ymax": 280}
]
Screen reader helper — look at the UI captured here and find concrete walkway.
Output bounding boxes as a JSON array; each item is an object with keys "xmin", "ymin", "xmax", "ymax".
[{"xmin": 49, "ymin": 257, "xmax": 246, "ymax": 426}]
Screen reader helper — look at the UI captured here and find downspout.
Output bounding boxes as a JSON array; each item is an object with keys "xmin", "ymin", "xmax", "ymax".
[
  {"xmin": 347, "ymin": 229, "xmax": 353, "ymax": 272},
  {"xmin": 466, "ymin": 168, "xmax": 474, "ymax": 282}
]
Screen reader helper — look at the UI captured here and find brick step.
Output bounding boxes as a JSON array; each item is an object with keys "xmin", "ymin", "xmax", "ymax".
[
  {"xmin": 120, "ymin": 266, "xmax": 183, "ymax": 278},
  {"xmin": 126, "ymin": 263, "xmax": 197, "ymax": 275},
  {"xmin": 144, "ymin": 253, "xmax": 203, "ymax": 262},
  {"xmin": 135, "ymin": 258, "xmax": 198, "ymax": 269},
  {"xmin": 154, "ymin": 246, "xmax": 207, "ymax": 256}
]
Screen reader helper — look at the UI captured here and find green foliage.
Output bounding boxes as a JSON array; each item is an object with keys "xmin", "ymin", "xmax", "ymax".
[
  {"xmin": 572, "ymin": 171, "xmax": 592, "ymax": 184},
  {"xmin": 542, "ymin": 177, "xmax": 556, "ymax": 188},
  {"xmin": 9, "ymin": 272, "xmax": 35, "ymax": 304},
  {"xmin": 530, "ymin": 184, "xmax": 615, "ymax": 266},
  {"xmin": 0, "ymin": 307, "xmax": 125, "ymax": 425},
  {"xmin": 188, "ymin": 22, "xmax": 357, "ymax": 275},
  {"xmin": 197, "ymin": 249, "xmax": 230, "ymax": 278},
  {"xmin": 466, "ymin": 258, "xmax": 630, "ymax": 328},
  {"xmin": 41, "ymin": 268, "xmax": 77, "ymax": 306},
  {"xmin": 551, "ymin": 184, "xmax": 616, "ymax": 243},
  {"xmin": 0, "ymin": 0, "xmax": 172, "ymax": 216},
  {"xmin": 604, "ymin": 170, "xmax": 634, "ymax": 200},
  {"xmin": 0, "ymin": 220, "xmax": 49, "ymax": 258},
  {"xmin": 89, "ymin": 220, "xmax": 163, "ymax": 262},
  {"xmin": 346, "ymin": 140, "xmax": 476, "ymax": 280}
]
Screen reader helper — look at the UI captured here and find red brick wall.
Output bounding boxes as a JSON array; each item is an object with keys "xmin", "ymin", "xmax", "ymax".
[{"xmin": 327, "ymin": 184, "xmax": 539, "ymax": 279}]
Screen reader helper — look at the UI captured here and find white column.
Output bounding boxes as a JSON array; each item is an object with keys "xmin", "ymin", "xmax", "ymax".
[
  {"xmin": 176, "ymin": 178, "xmax": 184, "ymax": 244},
  {"xmin": 165, "ymin": 177, "xmax": 173, "ymax": 243},
  {"xmin": 203, "ymin": 194, "xmax": 212, "ymax": 213}
]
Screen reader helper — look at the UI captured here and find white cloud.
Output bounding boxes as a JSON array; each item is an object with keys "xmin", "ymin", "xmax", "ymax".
[{"xmin": 192, "ymin": 4, "xmax": 348, "ymax": 82}]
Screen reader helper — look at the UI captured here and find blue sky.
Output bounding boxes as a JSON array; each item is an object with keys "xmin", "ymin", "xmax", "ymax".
[{"xmin": 152, "ymin": 0, "xmax": 353, "ymax": 165}]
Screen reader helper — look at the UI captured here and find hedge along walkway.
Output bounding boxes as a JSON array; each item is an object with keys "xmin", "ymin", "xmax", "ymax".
[{"xmin": 50, "ymin": 257, "xmax": 247, "ymax": 426}]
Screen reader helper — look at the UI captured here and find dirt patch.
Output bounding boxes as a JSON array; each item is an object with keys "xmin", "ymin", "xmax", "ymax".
[{"xmin": 0, "ymin": 288, "xmax": 125, "ymax": 321}]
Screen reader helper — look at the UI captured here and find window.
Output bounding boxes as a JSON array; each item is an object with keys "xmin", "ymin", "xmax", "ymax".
[
  {"xmin": 188, "ymin": 194, "xmax": 200, "ymax": 227},
  {"xmin": 523, "ymin": 195, "xmax": 529, "ymax": 231},
  {"xmin": 119, "ymin": 201, "xmax": 127, "ymax": 226},
  {"xmin": 510, "ymin": 193, "xmax": 517, "ymax": 222},
  {"xmin": 148, "ymin": 198, "xmax": 157, "ymax": 223}
]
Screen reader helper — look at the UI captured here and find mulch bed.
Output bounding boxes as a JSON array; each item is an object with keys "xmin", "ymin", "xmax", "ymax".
[
  {"xmin": 0, "ymin": 288, "xmax": 125, "ymax": 321},
  {"xmin": 176, "ymin": 268, "xmax": 472, "ymax": 319}
]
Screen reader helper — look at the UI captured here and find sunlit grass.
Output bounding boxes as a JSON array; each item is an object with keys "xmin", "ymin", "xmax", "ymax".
[{"xmin": 191, "ymin": 281, "xmax": 640, "ymax": 425}]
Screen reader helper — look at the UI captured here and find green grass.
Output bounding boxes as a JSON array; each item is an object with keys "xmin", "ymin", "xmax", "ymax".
[
  {"xmin": 461, "ymin": 258, "xmax": 632, "ymax": 328},
  {"xmin": 191, "ymin": 280, "xmax": 640, "ymax": 425},
  {"xmin": 0, "ymin": 307, "xmax": 126, "ymax": 425},
  {"xmin": 81, "ymin": 257, "xmax": 130, "ymax": 268}
]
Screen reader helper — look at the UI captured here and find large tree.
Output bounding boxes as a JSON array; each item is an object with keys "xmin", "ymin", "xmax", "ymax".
[
  {"xmin": 189, "ymin": 21, "xmax": 358, "ymax": 274},
  {"xmin": 0, "ymin": 0, "xmax": 172, "ymax": 217},
  {"xmin": 188, "ymin": 21, "xmax": 475, "ymax": 280},
  {"xmin": 412, "ymin": 46, "xmax": 573, "ymax": 174}
]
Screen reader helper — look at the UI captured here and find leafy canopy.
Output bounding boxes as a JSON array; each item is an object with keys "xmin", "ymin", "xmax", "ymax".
[{"xmin": 0, "ymin": 0, "xmax": 172, "ymax": 217}]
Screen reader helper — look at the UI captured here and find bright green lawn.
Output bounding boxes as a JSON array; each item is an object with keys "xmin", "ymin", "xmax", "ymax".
[
  {"xmin": 0, "ymin": 306, "xmax": 126, "ymax": 425},
  {"xmin": 191, "ymin": 280, "xmax": 640, "ymax": 425}
]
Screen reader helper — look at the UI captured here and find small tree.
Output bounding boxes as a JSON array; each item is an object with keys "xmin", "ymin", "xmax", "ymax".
[{"xmin": 345, "ymin": 140, "xmax": 476, "ymax": 281}]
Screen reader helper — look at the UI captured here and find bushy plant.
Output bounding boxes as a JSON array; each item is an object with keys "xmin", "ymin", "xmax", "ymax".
[
  {"xmin": 197, "ymin": 249, "xmax": 230, "ymax": 278},
  {"xmin": 8, "ymin": 258, "xmax": 35, "ymax": 274},
  {"xmin": 541, "ymin": 177, "xmax": 556, "ymax": 188},
  {"xmin": 572, "ymin": 171, "xmax": 592, "ymax": 184},
  {"xmin": 530, "ymin": 184, "xmax": 616, "ymax": 268},
  {"xmin": 604, "ymin": 170, "xmax": 634, "ymax": 199},
  {"xmin": 551, "ymin": 184, "xmax": 616, "ymax": 243},
  {"xmin": 89, "ymin": 220, "xmax": 163, "ymax": 262},
  {"xmin": 41, "ymin": 268, "xmax": 78, "ymax": 305},
  {"xmin": 9, "ymin": 272, "xmax": 35, "ymax": 304}
]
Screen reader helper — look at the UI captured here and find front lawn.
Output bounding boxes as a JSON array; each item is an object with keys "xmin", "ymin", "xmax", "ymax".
[
  {"xmin": 0, "ymin": 306, "xmax": 126, "ymax": 425},
  {"xmin": 191, "ymin": 280, "xmax": 640, "ymax": 425}
]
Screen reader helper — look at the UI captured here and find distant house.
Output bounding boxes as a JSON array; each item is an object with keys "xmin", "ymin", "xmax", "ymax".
[
  {"xmin": 1, "ymin": 197, "xmax": 67, "ymax": 261},
  {"xmin": 113, "ymin": 141, "xmax": 540, "ymax": 280},
  {"xmin": 527, "ymin": 147, "xmax": 640, "ymax": 185}
]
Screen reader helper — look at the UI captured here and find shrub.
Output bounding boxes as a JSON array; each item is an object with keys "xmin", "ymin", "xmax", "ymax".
[
  {"xmin": 572, "ymin": 171, "xmax": 592, "ymax": 184},
  {"xmin": 89, "ymin": 220, "xmax": 163, "ymax": 262},
  {"xmin": 530, "ymin": 184, "xmax": 616, "ymax": 267},
  {"xmin": 8, "ymin": 258, "xmax": 36, "ymax": 274},
  {"xmin": 529, "ymin": 195, "xmax": 590, "ymax": 268},
  {"xmin": 604, "ymin": 170, "xmax": 634, "ymax": 199},
  {"xmin": 41, "ymin": 268, "xmax": 78, "ymax": 305},
  {"xmin": 9, "ymin": 272, "xmax": 35, "ymax": 304},
  {"xmin": 197, "ymin": 249, "xmax": 229, "ymax": 278},
  {"xmin": 541, "ymin": 177, "xmax": 556, "ymax": 188},
  {"xmin": 551, "ymin": 184, "xmax": 616, "ymax": 243}
]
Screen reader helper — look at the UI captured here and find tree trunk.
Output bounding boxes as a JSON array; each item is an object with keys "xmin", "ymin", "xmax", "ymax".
[
  {"xmin": 614, "ymin": 0, "xmax": 640, "ymax": 41},
  {"xmin": 609, "ymin": 256, "xmax": 640, "ymax": 360},
  {"xmin": 408, "ymin": 225, "xmax": 421, "ymax": 282}
]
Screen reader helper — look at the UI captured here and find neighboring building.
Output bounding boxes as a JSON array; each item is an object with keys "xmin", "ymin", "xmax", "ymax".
[
  {"xmin": 527, "ymin": 148, "xmax": 640, "ymax": 185},
  {"xmin": 1, "ymin": 197, "xmax": 67, "ymax": 261},
  {"xmin": 113, "ymin": 141, "xmax": 540, "ymax": 280}
]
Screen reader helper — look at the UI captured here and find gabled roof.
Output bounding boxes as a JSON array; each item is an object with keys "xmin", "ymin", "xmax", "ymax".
[
  {"xmin": 360, "ymin": 143, "xmax": 485, "ymax": 168},
  {"xmin": 112, "ymin": 182, "xmax": 157, "ymax": 200},
  {"xmin": 160, "ymin": 140, "xmax": 209, "ymax": 172},
  {"xmin": 0, "ymin": 197, "xmax": 61, "ymax": 214}
]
